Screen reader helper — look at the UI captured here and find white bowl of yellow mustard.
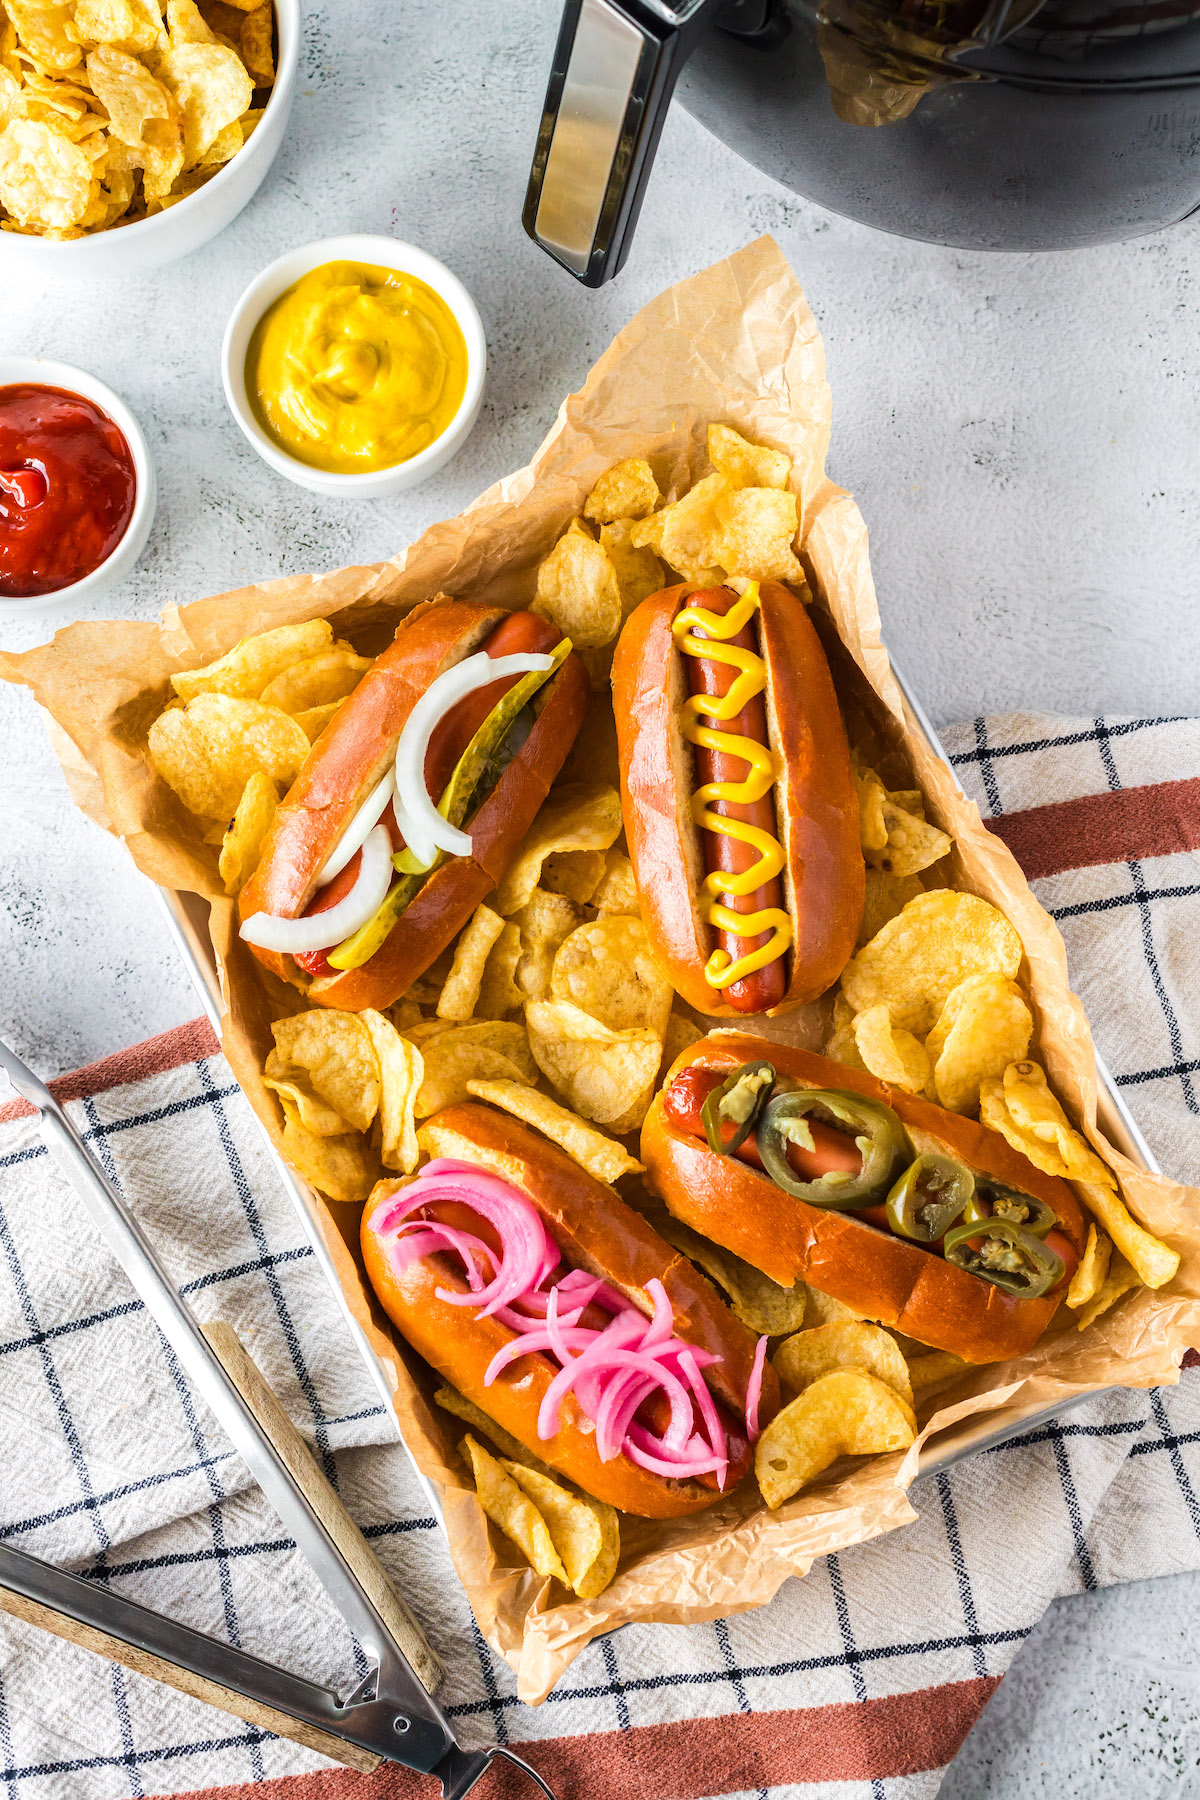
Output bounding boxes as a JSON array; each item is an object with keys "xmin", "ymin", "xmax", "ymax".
[{"xmin": 220, "ymin": 234, "xmax": 487, "ymax": 498}]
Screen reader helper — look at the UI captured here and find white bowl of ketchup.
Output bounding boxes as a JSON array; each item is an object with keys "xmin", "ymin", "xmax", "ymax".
[{"xmin": 0, "ymin": 357, "xmax": 156, "ymax": 619}]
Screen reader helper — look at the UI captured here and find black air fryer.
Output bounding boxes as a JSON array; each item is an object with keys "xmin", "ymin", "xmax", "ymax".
[{"xmin": 523, "ymin": 0, "xmax": 1200, "ymax": 283}]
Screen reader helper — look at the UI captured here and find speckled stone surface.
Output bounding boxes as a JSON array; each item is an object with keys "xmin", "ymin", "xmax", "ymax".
[{"xmin": 3, "ymin": 0, "xmax": 1199, "ymax": 1787}]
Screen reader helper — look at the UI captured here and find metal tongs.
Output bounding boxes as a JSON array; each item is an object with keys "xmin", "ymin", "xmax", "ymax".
[{"xmin": 0, "ymin": 1037, "xmax": 556, "ymax": 1800}]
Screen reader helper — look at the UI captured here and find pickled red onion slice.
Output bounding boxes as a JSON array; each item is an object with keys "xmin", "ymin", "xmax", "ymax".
[
  {"xmin": 745, "ymin": 1336, "xmax": 768, "ymax": 1444},
  {"xmin": 367, "ymin": 1157, "xmax": 733, "ymax": 1477},
  {"xmin": 240, "ymin": 823, "xmax": 393, "ymax": 954}
]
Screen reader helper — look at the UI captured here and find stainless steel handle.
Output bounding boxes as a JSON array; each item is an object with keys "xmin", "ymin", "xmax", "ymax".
[{"xmin": 524, "ymin": 0, "xmax": 723, "ymax": 286}]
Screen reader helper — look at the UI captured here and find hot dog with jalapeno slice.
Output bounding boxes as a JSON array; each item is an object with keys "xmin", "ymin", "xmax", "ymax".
[
  {"xmin": 611, "ymin": 580, "xmax": 864, "ymax": 1018},
  {"xmin": 642, "ymin": 1034, "xmax": 1086, "ymax": 1365},
  {"xmin": 239, "ymin": 603, "xmax": 589, "ymax": 1012}
]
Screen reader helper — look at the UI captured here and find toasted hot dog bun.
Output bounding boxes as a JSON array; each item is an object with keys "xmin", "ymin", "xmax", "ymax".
[
  {"xmin": 641, "ymin": 1035, "xmax": 1087, "ymax": 1364},
  {"xmin": 611, "ymin": 581, "xmax": 864, "ymax": 1018},
  {"xmin": 361, "ymin": 1102, "xmax": 779, "ymax": 1518},
  {"xmin": 239, "ymin": 601, "xmax": 588, "ymax": 1012}
]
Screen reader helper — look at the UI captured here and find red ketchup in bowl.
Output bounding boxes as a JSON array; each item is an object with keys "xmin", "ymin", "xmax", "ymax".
[{"xmin": 0, "ymin": 384, "xmax": 137, "ymax": 597}]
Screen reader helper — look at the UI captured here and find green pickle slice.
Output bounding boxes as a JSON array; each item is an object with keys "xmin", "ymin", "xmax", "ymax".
[{"xmin": 325, "ymin": 637, "xmax": 571, "ymax": 973}]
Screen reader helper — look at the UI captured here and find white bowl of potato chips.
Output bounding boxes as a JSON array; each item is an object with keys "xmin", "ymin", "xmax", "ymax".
[{"xmin": 0, "ymin": 0, "xmax": 297, "ymax": 276}]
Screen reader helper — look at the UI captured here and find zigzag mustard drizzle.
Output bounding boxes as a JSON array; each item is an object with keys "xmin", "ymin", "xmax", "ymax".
[{"xmin": 672, "ymin": 582, "xmax": 792, "ymax": 992}]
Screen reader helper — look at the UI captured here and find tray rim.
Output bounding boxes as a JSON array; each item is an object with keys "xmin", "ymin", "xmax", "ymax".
[{"xmin": 153, "ymin": 660, "xmax": 1165, "ymax": 1512}]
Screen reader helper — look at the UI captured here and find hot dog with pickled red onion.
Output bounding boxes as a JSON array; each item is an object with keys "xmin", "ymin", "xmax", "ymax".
[
  {"xmin": 361, "ymin": 1103, "xmax": 778, "ymax": 1518},
  {"xmin": 238, "ymin": 603, "xmax": 588, "ymax": 1012}
]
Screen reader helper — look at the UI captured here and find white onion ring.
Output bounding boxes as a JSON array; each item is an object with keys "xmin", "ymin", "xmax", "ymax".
[
  {"xmin": 316, "ymin": 770, "xmax": 395, "ymax": 888},
  {"xmin": 393, "ymin": 650, "xmax": 555, "ymax": 867},
  {"xmin": 239, "ymin": 823, "xmax": 393, "ymax": 954}
]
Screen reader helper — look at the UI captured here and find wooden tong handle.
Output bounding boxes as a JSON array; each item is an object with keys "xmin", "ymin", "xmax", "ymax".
[{"xmin": 202, "ymin": 1320, "xmax": 444, "ymax": 1694}]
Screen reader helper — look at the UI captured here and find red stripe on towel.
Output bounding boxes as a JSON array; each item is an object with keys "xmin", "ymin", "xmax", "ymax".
[
  {"xmin": 156, "ymin": 1675, "xmax": 1000, "ymax": 1800},
  {"xmin": 0, "ymin": 1016, "xmax": 220, "ymax": 1123},
  {"xmin": 988, "ymin": 778, "xmax": 1200, "ymax": 881}
]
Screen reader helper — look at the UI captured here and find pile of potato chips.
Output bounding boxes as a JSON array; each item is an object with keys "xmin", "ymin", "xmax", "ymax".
[
  {"xmin": 531, "ymin": 424, "xmax": 808, "ymax": 690},
  {"xmin": 0, "ymin": 0, "xmax": 273, "ymax": 239},
  {"xmin": 141, "ymin": 429, "xmax": 1184, "ymax": 1596}
]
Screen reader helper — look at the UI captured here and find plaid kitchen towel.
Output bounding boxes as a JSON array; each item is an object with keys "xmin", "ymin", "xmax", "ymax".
[{"xmin": 3, "ymin": 710, "xmax": 1200, "ymax": 1800}]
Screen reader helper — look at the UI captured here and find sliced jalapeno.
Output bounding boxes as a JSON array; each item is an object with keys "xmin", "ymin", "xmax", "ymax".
[
  {"xmin": 885, "ymin": 1154, "xmax": 974, "ymax": 1243},
  {"xmin": 966, "ymin": 1179, "xmax": 1057, "ymax": 1239},
  {"xmin": 755, "ymin": 1089, "xmax": 908, "ymax": 1209},
  {"xmin": 701, "ymin": 1060, "xmax": 776, "ymax": 1156},
  {"xmin": 942, "ymin": 1217, "xmax": 1064, "ymax": 1299}
]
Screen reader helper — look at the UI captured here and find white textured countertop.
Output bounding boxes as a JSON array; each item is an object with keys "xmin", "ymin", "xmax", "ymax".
[{"xmin": 3, "ymin": 0, "xmax": 1199, "ymax": 1788}]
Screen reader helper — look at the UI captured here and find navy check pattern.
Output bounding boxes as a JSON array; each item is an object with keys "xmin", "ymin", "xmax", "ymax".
[{"xmin": 2, "ymin": 709, "xmax": 1200, "ymax": 1800}]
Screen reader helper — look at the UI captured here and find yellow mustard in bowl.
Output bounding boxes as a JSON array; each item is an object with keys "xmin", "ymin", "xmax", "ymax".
[{"xmin": 246, "ymin": 261, "xmax": 469, "ymax": 475}]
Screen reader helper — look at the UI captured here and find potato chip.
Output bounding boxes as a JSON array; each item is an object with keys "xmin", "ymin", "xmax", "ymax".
[
  {"xmin": 218, "ymin": 769, "xmax": 276, "ymax": 895},
  {"xmin": 540, "ymin": 849, "xmax": 606, "ymax": 905},
  {"xmin": 503, "ymin": 1461, "xmax": 619, "ymax": 1599},
  {"xmin": 148, "ymin": 693, "xmax": 309, "ymax": 820},
  {"xmin": 172, "ymin": 620, "xmax": 334, "ymax": 702},
  {"xmin": 388, "ymin": 996, "xmax": 424, "ymax": 1032},
  {"xmin": 842, "ymin": 889, "xmax": 1023, "ymax": 1036},
  {"xmin": 0, "ymin": 115, "xmax": 95, "ymax": 227},
  {"xmin": 888, "ymin": 788, "xmax": 925, "ymax": 819},
  {"xmin": 551, "ymin": 916, "xmax": 674, "ymax": 1037},
  {"xmin": 857, "ymin": 868, "xmax": 923, "ymax": 950},
  {"xmin": 272, "ymin": 1011, "xmax": 379, "ymax": 1134},
  {"xmin": 853, "ymin": 763, "xmax": 888, "ymax": 854},
  {"xmin": 708, "ymin": 423, "xmax": 791, "ymax": 492},
  {"xmin": 264, "ymin": 1056, "xmax": 354, "ymax": 1136},
  {"xmin": 462, "ymin": 1435, "xmax": 566, "ymax": 1584},
  {"xmin": 280, "ymin": 1118, "xmax": 380, "ymax": 1203},
  {"xmin": 437, "ymin": 905, "xmax": 507, "ymax": 1022},
  {"xmin": 825, "ymin": 1014, "xmax": 869, "ymax": 1075},
  {"xmin": 196, "ymin": 114, "xmax": 239, "ymax": 163},
  {"xmin": 6, "ymin": 0, "xmax": 78, "ymax": 71},
  {"xmin": 292, "ymin": 700, "xmax": 342, "ymax": 743},
  {"xmin": 435, "ymin": 1385, "xmax": 550, "ymax": 1471},
  {"xmin": 1073, "ymin": 1251, "xmax": 1142, "ymax": 1332},
  {"xmin": 925, "ymin": 974, "xmax": 1032, "ymax": 1115},
  {"xmin": 466, "ymin": 1078, "xmax": 644, "ymax": 1185},
  {"xmin": 238, "ymin": 0, "xmax": 271, "ymax": 82},
  {"xmin": 1000, "ymin": 1062, "xmax": 1107, "ymax": 1170},
  {"xmin": 755, "ymin": 1369, "xmax": 916, "ymax": 1509},
  {"xmin": 197, "ymin": 0, "xmax": 247, "ymax": 42},
  {"xmin": 157, "ymin": 39, "xmax": 250, "ymax": 165},
  {"xmin": 868, "ymin": 799, "xmax": 952, "ymax": 879},
  {"xmin": 534, "ymin": 526, "xmax": 622, "ymax": 650},
  {"xmin": 166, "ymin": 0, "xmax": 217, "ymax": 43},
  {"xmin": 259, "ymin": 649, "xmax": 370, "ymax": 713},
  {"xmin": 72, "ymin": 0, "xmax": 165, "ymax": 55},
  {"xmin": 525, "ymin": 1000, "xmax": 661, "ymax": 1134},
  {"xmin": 354, "ymin": 1011, "xmax": 420, "ymax": 1173},
  {"xmin": 85, "ymin": 44, "xmax": 175, "ymax": 145},
  {"xmin": 493, "ymin": 785, "xmax": 623, "ymax": 915},
  {"xmin": 475, "ymin": 922, "xmax": 524, "ymax": 1021},
  {"xmin": 803, "ymin": 1288, "xmax": 870, "ymax": 1328},
  {"xmin": 590, "ymin": 848, "xmax": 639, "ymax": 916},
  {"xmin": 658, "ymin": 1012, "xmax": 702, "ymax": 1080},
  {"xmin": 584, "ymin": 457, "xmax": 659, "ymax": 524},
  {"xmin": 906, "ymin": 1350, "xmax": 970, "ymax": 1393},
  {"xmin": 408, "ymin": 1021, "xmax": 537, "ymax": 1117},
  {"xmin": 652, "ymin": 472, "xmax": 727, "ymax": 581},
  {"xmin": 654, "ymin": 1212, "xmax": 806, "ymax": 1336},
  {"xmin": 1066, "ymin": 1223, "xmax": 1112, "ymax": 1311},
  {"xmin": 716, "ymin": 486, "xmax": 804, "ymax": 585},
  {"xmin": 1071, "ymin": 1176, "xmax": 1179, "ymax": 1291},
  {"xmin": 599, "ymin": 519, "xmax": 665, "ymax": 619},
  {"xmin": 772, "ymin": 1322, "xmax": 914, "ymax": 1409},
  {"xmin": 852, "ymin": 1004, "xmax": 931, "ymax": 1097}
]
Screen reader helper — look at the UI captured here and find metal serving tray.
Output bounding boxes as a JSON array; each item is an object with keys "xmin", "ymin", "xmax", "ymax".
[{"xmin": 152, "ymin": 657, "xmax": 1163, "ymax": 1509}]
